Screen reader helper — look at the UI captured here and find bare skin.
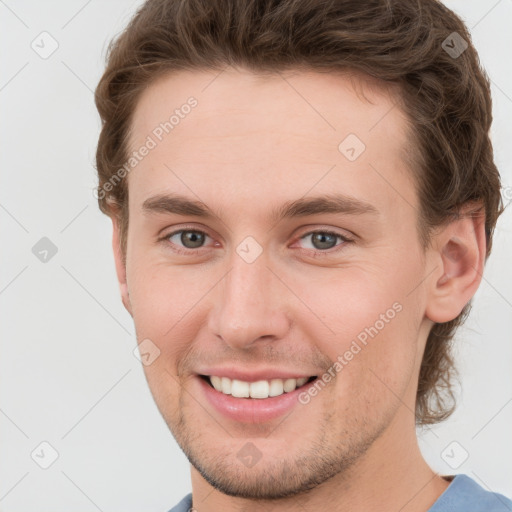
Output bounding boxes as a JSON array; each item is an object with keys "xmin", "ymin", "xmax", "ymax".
[{"xmin": 111, "ymin": 66, "xmax": 486, "ymax": 511}]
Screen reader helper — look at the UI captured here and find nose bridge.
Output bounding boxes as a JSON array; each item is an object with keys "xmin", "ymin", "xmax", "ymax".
[{"xmin": 209, "ymin": 246, "xmax": 290, "ymax": 349}]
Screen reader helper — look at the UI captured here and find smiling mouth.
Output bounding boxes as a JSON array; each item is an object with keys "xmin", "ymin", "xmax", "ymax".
[{"xmin": 199, "ymin": 375, "xmax": 317, "ymax": 399}]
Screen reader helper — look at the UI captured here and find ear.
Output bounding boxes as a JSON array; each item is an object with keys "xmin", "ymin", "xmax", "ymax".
[
  {"xmin": 111, "ymin": 215, "xmax": 133, "ymax": 317},
  {"xmin": 425, "ymin": 203, "xmax": 486, "ymax": 323}
]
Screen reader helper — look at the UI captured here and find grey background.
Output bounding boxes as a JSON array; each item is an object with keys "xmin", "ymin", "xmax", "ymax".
[{"xmin": 1, "ymin": 1, "xmax": 511, "ymax": 510}]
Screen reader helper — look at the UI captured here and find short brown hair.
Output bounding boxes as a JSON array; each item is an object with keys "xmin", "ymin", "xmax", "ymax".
[{"xmin": 94, "ymin": 0, "xmax": 503, "ymax": 425}]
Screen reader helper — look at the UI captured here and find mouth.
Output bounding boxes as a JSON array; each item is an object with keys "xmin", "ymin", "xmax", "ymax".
[
  {"xmin": 195, "ymin": 369, "xmax": 323, "ymax": 423},
  {"xmin": 198, "ymin": 374, "xmax": 318, "ymax": 399}
]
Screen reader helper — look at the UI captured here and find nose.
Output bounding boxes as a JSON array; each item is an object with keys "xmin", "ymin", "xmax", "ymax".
[{"xmin": 207, "ymin": 249, "xmax": 291, "ymax": 350}]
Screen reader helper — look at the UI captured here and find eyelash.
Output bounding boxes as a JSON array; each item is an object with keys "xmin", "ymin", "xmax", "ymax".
[{"xmin": 159, "ymin": 226, "xmax": 353, "ymax": 257}]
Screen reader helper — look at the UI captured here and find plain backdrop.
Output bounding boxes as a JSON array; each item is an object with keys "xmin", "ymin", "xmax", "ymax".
[{"xmin": 1, "ymin": 1, "xmax": 511, "ymax": 511}]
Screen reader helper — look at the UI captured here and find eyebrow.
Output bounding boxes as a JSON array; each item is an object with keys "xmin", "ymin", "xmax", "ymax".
[{"xmin": 142, "ymin": 192, "xmax": 379, "ymax": 222}]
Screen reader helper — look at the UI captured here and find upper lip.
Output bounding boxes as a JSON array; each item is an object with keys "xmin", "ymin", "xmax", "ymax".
[{"xmin": 196, "ymin": 367, "xmax": 318, "ymax": 382}]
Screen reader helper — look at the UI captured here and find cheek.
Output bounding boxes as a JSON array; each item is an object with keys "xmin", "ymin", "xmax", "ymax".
[
  {"xmin": 296, "ymin": 264, "xmax": 421, "ymax": 404},
  {"xmin": 126, "ymin": 255, "xmax": 205, "ymax": 366},
  {"xmin": 127, "ymin": 261, "xmax": 202, "ymax": 419},
  {"xmin": 295, "ymin": 268, "xmax": 401, "ymax": 347}
]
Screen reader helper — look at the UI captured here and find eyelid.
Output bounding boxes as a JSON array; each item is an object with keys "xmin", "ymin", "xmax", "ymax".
[
  {"xmin": 290, "ymin": 229, "xmax": 353, "ymax": 255},
  {"xmin": 159, "ymin": 222, "xmax": 214, "ymax": 238},
  {"xmin": 160, "ymin": 224, "xmax": 217, "ymax": 243},
  {"xmin": 159, "ymin": 224, "xmax": 217, "ymax": 254},
  {"xmin": 293, "ymin": 224, "xmax": 355, "ymax": 241}
]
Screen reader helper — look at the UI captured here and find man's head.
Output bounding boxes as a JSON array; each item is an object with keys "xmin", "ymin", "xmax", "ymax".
[{"xmin": 94, "ymin": 0, "xmax": 502, "ymax": 500}]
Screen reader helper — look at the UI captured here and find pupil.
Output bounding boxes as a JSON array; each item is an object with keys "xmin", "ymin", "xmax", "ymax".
[
  {"xmin": 313, "ymin": 233, "xmax": 336, "ymax": 250},
  {"xmin": 182, "ymin": 231, "xmax": 204, "ymax": 248}
]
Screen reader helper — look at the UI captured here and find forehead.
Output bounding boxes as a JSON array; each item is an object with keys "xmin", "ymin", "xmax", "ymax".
[
  {"xmin": 126, "ymin": 67, "xmax": 416, "ymax": 220},
  {"xmin": 129, "ymin": 67, "xmax": 406, "ymax": 143}
]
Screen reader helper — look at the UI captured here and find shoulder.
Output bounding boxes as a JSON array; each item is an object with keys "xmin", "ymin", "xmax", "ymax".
[
  {"xmin": 429, "ymin": 474, "xmax": 512, "ymax": 512},
  {"xmin": 166, "ymin": 492, "xmax": 193, "ymax": 512}
]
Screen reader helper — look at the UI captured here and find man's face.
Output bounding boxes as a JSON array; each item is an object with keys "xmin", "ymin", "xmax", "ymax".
[{"xmin": 120, "ymin": 67, "xmax": 432, "ymax": 498}]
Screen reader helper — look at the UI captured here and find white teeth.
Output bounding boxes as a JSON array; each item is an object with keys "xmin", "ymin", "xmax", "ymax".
[
  {"xmin": 269, "ymin": 379, "xmax": 284, "ymax": 397},
  {"xmin": 249, "ymin": 380, "xmax": 269, "ymax": 399},
  {"xmin": 221, "ymin": 377, "xmax": 232, "ymax": 395},
  {"xmin": 210, "ymin": 375, "xmax": 222, "ymax": 392},
  {"xmin": 283, "ymin": 378, "xmax": 297, "ymax": 392},
  {"xmin": 231, "ymin": 379, "xmax": 250, "ymax": 398},
  {"xmin": 207, "ymin": 375, "xmax": 313, "ymax": 399},
  {"xmin": 296, "ymin": 377, "xmax": 308, "ymax": 387}
]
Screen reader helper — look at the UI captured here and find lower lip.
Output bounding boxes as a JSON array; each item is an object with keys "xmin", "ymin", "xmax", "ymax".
[{"xmin": 197, "ymin": 376, "xmax": 314, "ymax": 423}]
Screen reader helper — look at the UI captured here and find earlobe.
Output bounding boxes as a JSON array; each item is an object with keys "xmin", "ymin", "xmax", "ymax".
[
  {"xmin": 425, "ymin": 206, "xmax": 486, "ymax": 324},
  {"xmin": 111, "ymin": 215, "xmax": 133, "ymax": 317}
]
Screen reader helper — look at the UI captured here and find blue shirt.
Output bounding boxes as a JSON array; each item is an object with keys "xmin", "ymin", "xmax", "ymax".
[{"xmin": 167, "ymin": 474, "xmax": 512, "ymax": 511}]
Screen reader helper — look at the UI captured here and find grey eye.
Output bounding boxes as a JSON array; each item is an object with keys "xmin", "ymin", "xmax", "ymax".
[
  {"xmin": 169, "ymin": 230, "xmax": 206, "ymax": 249},
  {"xmin": 301, "ymin": 232, "xmax": 340, "ymax": 250}
]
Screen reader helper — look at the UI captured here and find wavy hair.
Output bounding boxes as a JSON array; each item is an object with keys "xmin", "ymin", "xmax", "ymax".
[{"xmin": 94, "ymin": 0, "xmax": 503, "ymax": 425}]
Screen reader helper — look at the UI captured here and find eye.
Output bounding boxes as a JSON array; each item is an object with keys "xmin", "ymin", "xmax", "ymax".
[
  {"xmin": 162, "ymin": 228, "xmax": 213, "ymax": 254},
  {"xmin": 295, "ymin": 230, "xmax": 352, "ymax": 254}
]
